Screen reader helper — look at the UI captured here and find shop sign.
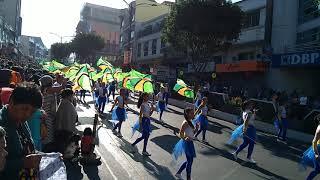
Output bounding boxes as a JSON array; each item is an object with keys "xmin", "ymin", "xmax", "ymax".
[{"xmin": 272, "ymin": 51, "xmax": 320, "ymax": 67}]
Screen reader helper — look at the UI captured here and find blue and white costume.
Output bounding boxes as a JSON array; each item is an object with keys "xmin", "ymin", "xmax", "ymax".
[
  {"xmin": 131, "ymin": 102, "xmax": 152, "ymax": 153},
  {"xmin": 193, "ymin": 105, "xmax": 209, "ymax": 141},
  {"xmin": 111, "ymin": 96, "xmax": 127, "ymax": 134},
  {"xmin": 172, "ymin": 121, "xmax": 196, "ymax": 178},
  {"xmin": 111, "ymin": 96, "xmax": 127, "ymax": 122},
  {"xmin": 229, "ymin": 110, "xmax": 256, "ymax": 160},
  {"xmin": 194, "ymin": 92, "xmax": 202, "ymax": 109},
  {"xmin": 156, "ymin": 92, "xmax": 166, "ymax": 112},
  {"xmin": 302, "ymin": 138, "xmax": 320, "ymax": 179}
]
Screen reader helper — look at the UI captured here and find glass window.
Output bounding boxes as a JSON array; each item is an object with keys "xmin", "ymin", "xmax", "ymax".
[
  {"xmin": 152, "ymin": 39, "xmax": 157, "ymax": 55},
  {"xmin": 299, "ymin": 0, "xmax": 320, "ymax": 23},
  {"xmin": 143, "ymin": 41, "xmax": 148, "ymax": 56},
  {"xmin": 160, "ymin": 39, "xmax": 166, "ymax": 53},
  {"xmin": 238, "ymin": 52, "xmax": 255, "ymax": 61},
  {"xmin": 297, "ymin": 26, "xmax": 320, "ymax": 44},
  {"xmin": 137, "ymin": 43, "xmax": 141, "ymax": 57},
  {"xmin": 243, "ymin": 10, "xmax": 260, "ymax": 29}
]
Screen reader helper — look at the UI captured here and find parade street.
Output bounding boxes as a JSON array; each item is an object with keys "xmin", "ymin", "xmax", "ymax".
[{"xmin": 73, "ymin": 95, "xmax": 312, "ymax": 180}]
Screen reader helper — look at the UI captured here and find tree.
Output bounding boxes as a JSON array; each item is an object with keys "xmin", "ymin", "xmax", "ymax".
[
  {"xmin": 70, "ymin": 33, "xmax": 105, "ymax": 63},
  {"xmin": 50, "ymin": 43, "xmax": 71, "ymax": 63},
  {"xmin": 162, "ymin": 0, "xmax": 244, "ymax": 72}
]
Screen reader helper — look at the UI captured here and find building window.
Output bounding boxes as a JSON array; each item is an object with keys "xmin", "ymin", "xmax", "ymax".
[
  {"xmin": 152, "ymin": 39, "xmax": 157, "ymax": 55},
  {"xmin": 143, "ymin": 41, "xmax": 148, "ymax": 56},
  {"xmin": 299, "ymin": 0, "xmax": 320, "ymax": 23},
  {"xmin": 243, "ymin": 10, "xmax": 260, "ymax": 28},
  {"xmin": 137, "ymin": 43, "xmax": 141, "ymax": 57},
  {"xmin": 238, "ymin": 52, "xmax": 255, "ymax": 61},
  {"xmin": 297, "ymin": 26, "xmax": 320, "ymax": 44},
  {"xmin": 160, "ymin": 39, "xmax": 166, "ymax": 53}
]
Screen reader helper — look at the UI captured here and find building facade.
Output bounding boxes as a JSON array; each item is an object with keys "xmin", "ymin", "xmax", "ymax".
[
  {"xmin": 77, "ymin": 3, "xmax": 121, "ymax": 62},
  {"xmin": 0, "ymin": 0, "xmax": 22, "ymax": 44},
  {"xmin": 268, "ymin": 0, "xmax": 320, "ymax": 95},
  {"xmin": 19, "ymin": 35, "xmax": 48, "ymax": 61}
]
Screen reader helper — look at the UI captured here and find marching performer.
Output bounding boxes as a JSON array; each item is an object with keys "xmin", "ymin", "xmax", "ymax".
[
  {"xmin": 131, "ymin": 92, "xmax": 155, "ymax": 156},
  {"xmin": 229, "ymin": 101, "xmax": 257, "ymax": 163},
  {"xmin": 193, "ymin": 97, "xmax": 209, "ymax": 143},
  {"xmin": 172, "ymin": 107, "xmax": 198, "ymax": 180},
  {"xmin": 110, "ymin": 88, "xmax": 127, "ymax": 138},
  {"xmin": 156, "ymin": 87, "xmax": 167, "ymax": 123}
]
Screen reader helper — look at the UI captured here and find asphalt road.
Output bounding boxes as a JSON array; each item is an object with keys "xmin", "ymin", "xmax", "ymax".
[{"xmin": 72, "ymin": 94, "xmax": 313, "ymax": 180}]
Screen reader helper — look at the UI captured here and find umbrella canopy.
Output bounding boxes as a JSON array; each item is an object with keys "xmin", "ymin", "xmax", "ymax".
[
  {"xmin": 97, "ymin": 58, "xmax": 114, "ymax": 72},
  {"xmin": 173, "ymin": 79, "xmax": 194, "ymax": 99}
]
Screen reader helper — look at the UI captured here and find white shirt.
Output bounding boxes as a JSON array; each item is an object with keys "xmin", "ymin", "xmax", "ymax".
[
  {"xmin": 117, "ymin": 96, "xmax": 124, "ymax": 108},
  {"xmin": 98, "ymin": 87, "xmax": 106, "ymax": 97},
  {"xmin": 243, "ymin": 110, "xmax": 255, "ymax": 125},
  {"xmin": 300, "ymin": 96, "xmax": 308, "ymax": 106},
  {"xmin": 141, "ymin": 102, "xmax": 151, "ymax": 117},
  {"xmin": 280, "ymin": 106, "xmax": 287, "ymax": 119},
  {"xmin": 201, "ymin": 106, "xmax": 208, "ymax": 116},
  {"xmin": 184, "ymin": 120, "xmax": 194, "ymax": 138},
  {"xmin": 157, "ymin": 92, "xmax": 165, "ymax": 102}
]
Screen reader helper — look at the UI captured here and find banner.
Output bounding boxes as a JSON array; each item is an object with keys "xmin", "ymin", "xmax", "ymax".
[{"xmin": 272, "ymin": 51, "xmax": 320, "ymax": 67}]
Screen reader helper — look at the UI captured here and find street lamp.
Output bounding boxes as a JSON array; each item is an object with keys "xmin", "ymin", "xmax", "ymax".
[{"xmin": 49, "ymin": 32, "xmax": 74, "ymax": 43}]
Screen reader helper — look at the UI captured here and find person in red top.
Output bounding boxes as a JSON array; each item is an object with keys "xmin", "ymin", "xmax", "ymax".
[
  {"xmin": 80, "ymin": 127, "xmax": 101, "ymax": 165},
  {"xmin": 0, "ymin": 87, "xmax": 13, "ymax": 107}
]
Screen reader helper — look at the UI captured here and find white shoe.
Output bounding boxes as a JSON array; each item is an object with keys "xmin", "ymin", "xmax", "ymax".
[
  {"xmin": 247, "ymin": 158, "xmax": 256, "ymax": 164},
  {"xmin": 175, "ymin": 173, "xmax": 183, "ymax": 179},
  {"xmin": 142, "ymin": 151, "xmax": 151, "ymax": 156},
  {"xmin": 232, "ymin": 152, "xmax": 238, "ymax": 161}
]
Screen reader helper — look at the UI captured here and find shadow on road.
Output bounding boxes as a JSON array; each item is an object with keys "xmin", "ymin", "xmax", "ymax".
[
  {"xmin": 117, "ymin": 137, "xmax": 176, "ymax": 180},
  {"xmin": 150, "ymin": 135, "xmax": 180, "ymax": 154},
  {"xmin": 197, "ymin": 142, "xmax": 289, "ymax": 180},
  {"xmin": 255, "ymin": 133, "xmax": 308, "ymax": 163},
  {"xmin": 64, "ymin": 161, "xmax": 84, "ymax": 180},
  {"xmin": 167, "ymin": 107, "xmax": 184, "ymax": 116}
]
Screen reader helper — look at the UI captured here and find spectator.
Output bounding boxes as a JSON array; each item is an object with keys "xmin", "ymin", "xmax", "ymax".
[
  {"xmin": 40, "ymin": 75, "xmax": 65, "ymax": 152},
  {"xmin": 27, "ymin": 109, "xmax": 46, "ymax": 151},
  {"xmin": 0, "ymin": 126, "xmax": 8, "ymax": 172},
  {"xmin": 55, "ymin": 89, "xmax": 77, "ymax": 133},
  {"xmin": 0, "ymin": 83, "xmax": 43, "ymax": 179}
]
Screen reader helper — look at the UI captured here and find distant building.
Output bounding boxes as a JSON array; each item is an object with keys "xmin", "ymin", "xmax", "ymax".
[
  {"xmin": 76, "ymin": 3, "xmax": 122, "ymax": 62},
  {"xmin": 0, "ymin": 0, "xmax": 22, "ymax": 44},
  {"xmin": 19, "ymin": 35, "xmax": 48, "ymax": 61}
]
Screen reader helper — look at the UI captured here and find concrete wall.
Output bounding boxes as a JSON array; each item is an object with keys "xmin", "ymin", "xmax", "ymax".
[
  {"xmin": 0, "ymin": 0, "xmax": 20, "ymax": 32},
  {"xmin": 135, "ymin": 0, "xmax": 170, "ymax": 23},
  {"xmin": 271, "ymin": 0, "xmax": 299, "ymax": 54}
]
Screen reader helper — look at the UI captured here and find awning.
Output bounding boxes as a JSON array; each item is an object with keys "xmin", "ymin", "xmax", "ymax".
[{"xmin": 216, "ymin": 60, "xmax": 268, "ymax": 73}]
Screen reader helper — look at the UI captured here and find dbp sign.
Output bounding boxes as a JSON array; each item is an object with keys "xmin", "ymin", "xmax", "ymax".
[{"xmin": 272, "ymin": 51, "xmax": 320, "ymax": 67}]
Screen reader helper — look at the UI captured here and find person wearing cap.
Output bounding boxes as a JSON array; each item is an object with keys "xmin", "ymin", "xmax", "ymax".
[{"xmin": 39, "ymin": 75, "xmax": 66, "ymax": 152}]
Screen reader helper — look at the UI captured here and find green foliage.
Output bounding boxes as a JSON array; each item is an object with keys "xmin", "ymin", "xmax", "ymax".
[
  {"xmin": 162, "ymin": 0, "xmax": 244, "ymax": 68},
  {"xmin": 50, "ymin": 43, "xmax": 71, "ymax": 62},
  {"xmin": 70, "ymin": 33, "xmax": 105, "ymax": 63}
]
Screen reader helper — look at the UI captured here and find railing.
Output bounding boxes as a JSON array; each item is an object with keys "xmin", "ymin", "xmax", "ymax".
[{"xmin": 285, "ymin": 41, "xmax": 320, "ymax": 53}]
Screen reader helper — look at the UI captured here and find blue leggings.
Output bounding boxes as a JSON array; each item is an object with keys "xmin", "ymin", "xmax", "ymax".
[
  {"xmin": 277, "ymin": 119, "xmax": 288, "ymax": 140},
  {"xmin": 132, "ymin": 131, "xmax": 150, "ymax": 152},
  {"xmin": 307, "ymin": 159, "xmax": 320, "ymax": 180},
  {"xmin": 235, "ymin": 126, "xmax": 255, "ymax": 159},
  {"xmin": 177, "ymin": 154, "xmax": 193, "ymax": 178},
  {"xmin": 98, "ymin": 96, "xmax": 107, "ymax": 113}
]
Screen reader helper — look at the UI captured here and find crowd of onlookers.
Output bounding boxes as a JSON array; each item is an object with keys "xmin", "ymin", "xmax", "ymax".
[{"xmin": 0, "ymin": 58, "xmax": 102, "ymax": 179}]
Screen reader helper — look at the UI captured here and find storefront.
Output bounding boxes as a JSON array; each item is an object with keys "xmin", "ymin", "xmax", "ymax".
[
  {"xmin": 268, "ymin": 50, "xmax": 320, "ymax": 96},
  {"xmin": 215, "ymin": 60, "xmax": 268, "ymax": 88}
]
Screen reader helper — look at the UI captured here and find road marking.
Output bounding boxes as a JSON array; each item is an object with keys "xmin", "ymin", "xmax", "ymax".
[{"xmin": 95, "ymin": 148, "xmax": 118, "ymax": 180}]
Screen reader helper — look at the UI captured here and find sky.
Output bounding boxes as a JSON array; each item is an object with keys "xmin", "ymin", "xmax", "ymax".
[{"xmin": 21, "ymin": 0, "xmax": 240, "ymax": 49}]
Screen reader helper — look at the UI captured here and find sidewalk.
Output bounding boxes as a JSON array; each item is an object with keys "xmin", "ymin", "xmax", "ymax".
[{"xmin": 167, "ymin": 98, "xmax": 313, "ymax": 143}]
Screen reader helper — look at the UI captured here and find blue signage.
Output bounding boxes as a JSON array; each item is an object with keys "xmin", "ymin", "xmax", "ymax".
[{"xmin": 272, "ymin": 51, "xmax": 320, "ymax": 67}]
